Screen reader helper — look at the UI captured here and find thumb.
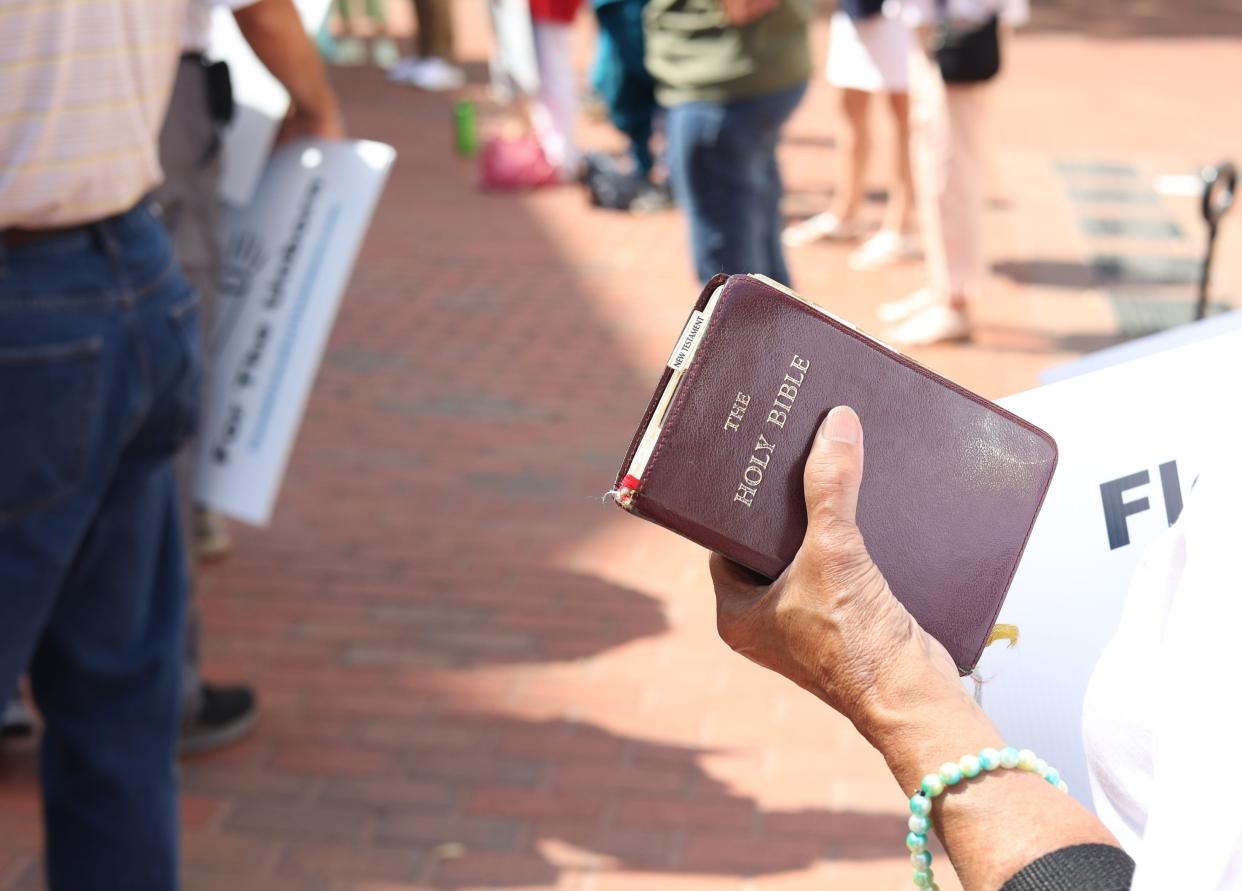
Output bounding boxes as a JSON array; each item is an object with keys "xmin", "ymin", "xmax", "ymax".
[{"xmin": 803, "ymin": 406, "xmax": 865, "ymax": 533}]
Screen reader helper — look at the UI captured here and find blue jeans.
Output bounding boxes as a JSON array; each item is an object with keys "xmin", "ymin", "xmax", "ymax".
[
  {"xmin": 0, "ymin": 203, "xmax": 199, "ymax": 890},
  {"xmin": 666, "ymin": 81, "xmax": 807, "ymax": 286}
]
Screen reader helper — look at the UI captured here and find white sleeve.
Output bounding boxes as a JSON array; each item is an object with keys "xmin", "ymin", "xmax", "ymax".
[{"xmin": 1130, "ymin": 456, "xmax": 1242, "ymax": 890}]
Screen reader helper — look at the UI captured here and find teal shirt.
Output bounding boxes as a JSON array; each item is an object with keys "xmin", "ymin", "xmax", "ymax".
[{"xmin": 643, "ymin": 0, "xmax": 811, "ymax": 106}]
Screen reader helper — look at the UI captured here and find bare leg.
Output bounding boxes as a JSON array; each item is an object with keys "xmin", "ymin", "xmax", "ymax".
[
  {"xmin": 882, "ymin": 90, "xmax": 915, "ymax": 235},
  {"xmin": 782, "ymin": 87, "xmax": 870, "ymax": 247},
  {"xmin": 833, "ymin": 87, "xmax": 871, "ymax": 224}
]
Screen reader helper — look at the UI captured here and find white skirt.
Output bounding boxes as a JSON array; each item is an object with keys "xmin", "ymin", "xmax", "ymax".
[{"xmin": 826, "ymin": 10, "xmax": 913, "ymax": 93}]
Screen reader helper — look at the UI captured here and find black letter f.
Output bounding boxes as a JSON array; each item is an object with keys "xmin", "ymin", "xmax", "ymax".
[{"xmin": 1100, "ymin": 471, "xmax": 1150, "ymax": 550}]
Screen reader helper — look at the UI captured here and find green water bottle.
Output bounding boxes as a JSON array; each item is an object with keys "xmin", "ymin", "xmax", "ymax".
[{"xmin": 454, "ymin": 100, "xmax": 478, "ymax": 158}]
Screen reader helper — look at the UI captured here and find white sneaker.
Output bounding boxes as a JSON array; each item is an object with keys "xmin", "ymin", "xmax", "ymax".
[
  {"xmin": 877, "ymin": 287, "xmax": 937, "ymax": 325},
  {"xmin": 386, "ymin": 54, "xmax": 422, "ymax": 83},
  {"xmin": 848, "ymin": 230, "xmax": 919, "ymax": 271},
  {"xmin": 404, "ymin": 57, "xmax": 465, "ymax": 91},
  {"xmin": 885, "ymin": 303, "xmax": 971, "ymax": 346},
  {"xmin": 781, "ymin": 212, "xmax": 862, "ymax": 248},
  {"xmin": 2, "ymin": 697, "xmax": 34, "ymax": 738}
]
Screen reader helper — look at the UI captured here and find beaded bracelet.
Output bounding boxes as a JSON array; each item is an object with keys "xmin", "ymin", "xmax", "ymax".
[{"xmin": 904, "ymin": 746, "xmax": 1069, "ymax": 889}]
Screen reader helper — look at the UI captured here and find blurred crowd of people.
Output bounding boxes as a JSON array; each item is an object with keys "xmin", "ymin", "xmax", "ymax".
[{"xmin": 337, "ymin": 0, "xmax": 1027, "ymax": 347}]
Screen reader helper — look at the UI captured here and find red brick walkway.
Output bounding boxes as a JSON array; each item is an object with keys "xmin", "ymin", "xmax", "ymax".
[{"xmin": 1, "ymin": 3, "xmax": 1239, "ymax": 890}]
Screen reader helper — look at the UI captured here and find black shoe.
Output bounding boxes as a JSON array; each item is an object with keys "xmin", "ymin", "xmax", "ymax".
[
  {"xmin": 179, "ymin": 684, "xmax": 259, "ymax": 755},
  {"xmin": 1, "ymin": 699, "xmax": 35, "ymax": 739}
]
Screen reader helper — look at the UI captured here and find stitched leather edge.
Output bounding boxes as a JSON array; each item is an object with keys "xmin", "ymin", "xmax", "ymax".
[{"xmin": 612, "ymin": 274, "xmax": 729, "ymax": 497}]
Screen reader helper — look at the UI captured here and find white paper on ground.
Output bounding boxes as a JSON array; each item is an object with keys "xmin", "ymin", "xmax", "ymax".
[
  {"xmin": 194, "ymin": 139, "xmax": 396, "ymax": 525},
  {"xmin": 970, "ymin": 329, "xmax": 1242, "ymax": 809},
  {"xmin": 210, "ymin": 0, "xmax": 332, "ymax": 206}
]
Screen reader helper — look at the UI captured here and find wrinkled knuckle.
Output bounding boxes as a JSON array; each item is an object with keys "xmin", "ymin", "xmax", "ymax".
[
  {"xmin": 807, "ymin": 465, "xmax": 854, "ymax": 503},
  {"xmin": 804, "ymin": 519, "xmax": 865, "ymax": 566},
  {"xmin": 805, "ymin": 537, "xmax": 880, "ymax": 596}
]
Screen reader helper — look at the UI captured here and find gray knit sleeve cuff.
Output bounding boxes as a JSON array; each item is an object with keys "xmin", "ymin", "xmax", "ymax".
[{"xmin": 1000, "ymin": 843, "xmax": 1135, "ymax": 891}]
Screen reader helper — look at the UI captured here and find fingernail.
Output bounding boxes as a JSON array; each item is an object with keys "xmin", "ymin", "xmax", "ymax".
[{"xmin": 819, "ymin": 406, "xmax": 859, "ymax": 444}]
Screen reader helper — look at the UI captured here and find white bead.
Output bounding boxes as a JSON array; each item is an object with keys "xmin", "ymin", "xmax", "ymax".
[
  {"xmin": 1017, "ymin": 749, "xmax": 1038, "ymax": 771},
  {"xmin": 1033, "ymin": 758, "xmax": 1048, "ymax": 778}
]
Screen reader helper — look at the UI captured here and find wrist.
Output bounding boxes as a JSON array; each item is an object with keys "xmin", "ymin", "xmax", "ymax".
[
  {"xmin": 852, "ymin": 645, "xmax": 1004, "ymax": 793},
  {"xmin": 292, "ymin": 93, "xmax": 337, "ymax": 122}
]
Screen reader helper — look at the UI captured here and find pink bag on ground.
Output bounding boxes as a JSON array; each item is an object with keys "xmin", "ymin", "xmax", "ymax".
[{"xmin": 480, "ymin": 135, "xmax": 560, "ymax": 190}]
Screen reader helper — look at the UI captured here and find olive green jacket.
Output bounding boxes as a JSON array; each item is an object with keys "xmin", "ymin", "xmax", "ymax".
[{"xmin": 643, "ymin": 0, "xmax": 811, "ymax": 106}]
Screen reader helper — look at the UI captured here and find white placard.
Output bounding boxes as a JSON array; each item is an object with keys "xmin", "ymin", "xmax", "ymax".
[
  {"xmin": 194, "ymin": 139, "xmax": 396, "ymax": 525},
  {"xmin": 974, "ymin": 330, "xmax": 1242, "ymax": 808},
  {"xmin": 210, "ymin": 0, "xmax": 333, "ymax": 206},
  {"xmin": 1041, "ymin": 309, "xmax": 1242, "ymax": 384}
]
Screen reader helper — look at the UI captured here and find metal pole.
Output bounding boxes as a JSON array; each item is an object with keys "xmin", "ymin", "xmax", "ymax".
[{"xmin": 1196, "ymin": 161, "xmax": 1237, "ymax": 321}]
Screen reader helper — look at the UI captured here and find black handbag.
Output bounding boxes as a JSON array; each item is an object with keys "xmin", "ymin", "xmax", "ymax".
[
  {"xmin": 931, "ymin": 0, "xmax": 1001, "ymax": 84},
  {"xmin": 838, "ymin": 0, "xmax": 885, "ymax": 20}
]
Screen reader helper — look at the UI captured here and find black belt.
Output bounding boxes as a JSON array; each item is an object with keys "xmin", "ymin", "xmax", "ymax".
[
  {"xmin": 0, "ymin": 205, "xmax": 134, "ymax": 249},
  {"xmin": 1, "ymin": 222, "xmax": 95, "ymax": 248}
]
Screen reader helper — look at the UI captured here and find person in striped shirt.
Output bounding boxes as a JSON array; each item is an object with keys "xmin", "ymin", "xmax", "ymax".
[{"xmin": 1, "ymin": 3, "xmax": 197, "ymax": 887}]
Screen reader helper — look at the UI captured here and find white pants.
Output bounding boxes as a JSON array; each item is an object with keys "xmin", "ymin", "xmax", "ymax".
[
  {"xmin": 531, "ymin": 21, "xmax": 579, "ymax": 175},
  {"xmin": 909, "ymin": 46, "xmax": 987, "ymax": 303}
]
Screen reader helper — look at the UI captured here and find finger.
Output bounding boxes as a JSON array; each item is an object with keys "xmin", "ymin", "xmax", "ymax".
[
  {"xmin": 709, "ymin": 552, "xmax": 769, "ymax": 591},
  {"xmin": 803, "ymin": 405, "xmax": 865, "ymax": 533},
  {"xmin": 708, "ymin": 553, "xmax": 770, "ymax": 651}
]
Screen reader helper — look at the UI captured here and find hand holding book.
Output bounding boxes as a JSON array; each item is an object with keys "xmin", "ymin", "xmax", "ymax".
[
  {"xmin": 711, "ymin": 405, "xmax": 969, "ymax": 736},
  {"xmin": 710, "ymin": 406, "xmax": 1121, "ymax": 891},
  {"xmin": 613, "ymin": 274, "xmax": 1057, "ymax": 673}
]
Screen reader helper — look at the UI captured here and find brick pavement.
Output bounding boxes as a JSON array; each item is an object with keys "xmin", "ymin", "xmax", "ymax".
[{"xmin": 1, "ymin": 3, "xmax": 1239, "ymax": 890}]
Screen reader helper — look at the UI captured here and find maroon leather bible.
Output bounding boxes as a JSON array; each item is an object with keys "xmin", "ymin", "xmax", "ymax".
[{"xmin": 612, "ymin": 274, "xmax": 1057, "ymax": 672}]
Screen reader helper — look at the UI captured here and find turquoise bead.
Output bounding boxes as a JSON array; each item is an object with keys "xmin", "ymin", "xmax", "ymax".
[
  {"xmin": 911, "ymin": 850, "xmax": 932, "ymax": 869},
  {"xmin": 1043, "ymin": 767, "xmax": 1060, "ymax": 786},
  {"xmin": 999, "ymin": 746, "xmax": 1020, "ymax": 769},
  {"xmin": 910, "ymin": 794, "xmax": 932, "ymax": 817},
  {"xmin": 921, "ymin": 773, "xmax": 946, "ymax": 798},
  {"xmin": 908, "ymin": 814, "xmax": 930, "ymax": 834},
  {"xmin": 939, "ymin": 761, "xmax": 963, "ymax": 786},
  {"xmin": 959, "ymin": 753, "xmax": 981, "ymax": 778},
  {"xmin": 906, "ymin": 832, "xmax": 928, "ymax": 853},
  {"xmin": 913, "ymin": 868, "xmax": 934, "ymax": 888},
  {"xmin": 979, "ymin": 747, "xmax": 1001, "ymax": 771}
]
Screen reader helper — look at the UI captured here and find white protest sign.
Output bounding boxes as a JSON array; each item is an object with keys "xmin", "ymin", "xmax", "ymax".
[
  {"xmin": 210, "ymin": 0, "xmax": 333, "ymax": 206},
  {"xmin": 195, "ymin": 139, "xmax": 396, "ymax": 525},
  {"xmin": 974, "ymin": 329, "xmax": 1242, "ymax": 809},
  {"xmin": 1041, "ymin": 309, "xmax": 1242, "ymax": 384}
]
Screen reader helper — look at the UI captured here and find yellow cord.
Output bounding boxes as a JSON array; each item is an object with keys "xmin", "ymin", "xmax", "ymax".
[{"xmin": 986, "ymin": 624, "xmax": 1019, "ymax": 649}]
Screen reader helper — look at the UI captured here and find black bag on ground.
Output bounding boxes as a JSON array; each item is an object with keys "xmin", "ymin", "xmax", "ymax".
[{"xmin": 932, "ymin": 0, "xmax": 1001, "ymax": 84}]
